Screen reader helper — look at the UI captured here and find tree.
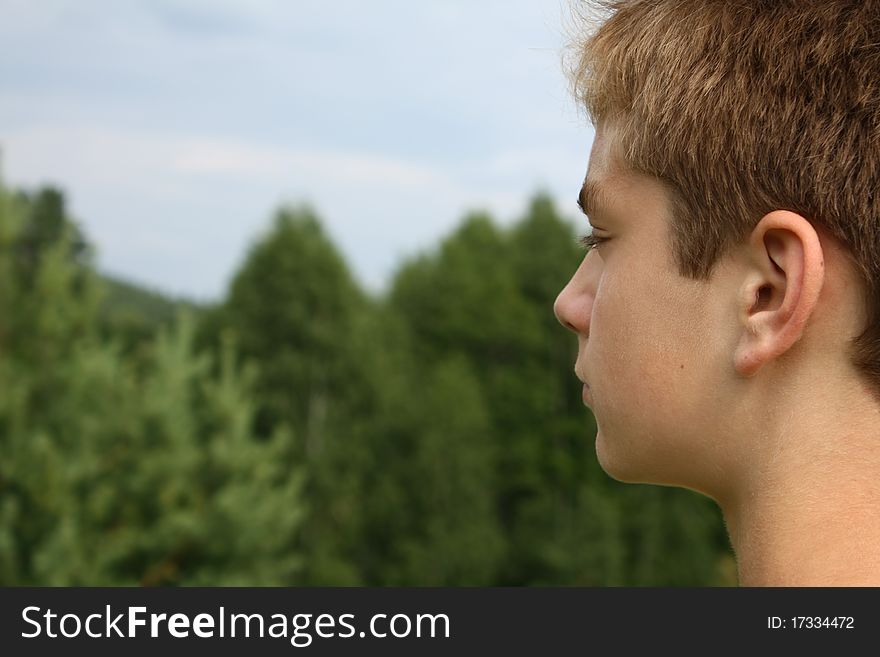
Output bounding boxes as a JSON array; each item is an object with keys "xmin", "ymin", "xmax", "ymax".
[
  {"xmin": 0, "ymin": 183, "xmax": 306, "ymax": 585},
  {"xmin": 223, "ymin": 205, "xmax": 364, "ymax": 452},
  {"xmin": 219, "ymin": 204, "xmax": 375, "ymax": 584}
]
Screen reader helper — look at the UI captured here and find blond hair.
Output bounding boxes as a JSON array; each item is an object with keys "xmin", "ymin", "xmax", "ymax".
[{"xmin": 568, "ymin": 0, "xmax": 880, "ymax": 393}]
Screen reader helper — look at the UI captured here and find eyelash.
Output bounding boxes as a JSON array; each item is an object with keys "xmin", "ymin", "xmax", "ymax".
[{"xmin": 578, "ymin": 232, "xmax": 608, "ymax": 251}]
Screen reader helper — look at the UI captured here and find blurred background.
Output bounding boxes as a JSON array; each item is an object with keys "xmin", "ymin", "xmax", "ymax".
[{"xmin": 0, "ymin": 0, "xmax": 734, "ymax": 585}]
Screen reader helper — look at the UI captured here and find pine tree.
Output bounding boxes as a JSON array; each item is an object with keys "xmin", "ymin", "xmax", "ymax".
[{"xmin": 0, "ymin": 183, "xmax": 306, "ymax": 585}]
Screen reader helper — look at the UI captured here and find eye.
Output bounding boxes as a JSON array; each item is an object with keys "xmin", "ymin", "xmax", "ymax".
[{"xmin": 578, "ymin": 232, "xmax": 609, "ymax": 252}]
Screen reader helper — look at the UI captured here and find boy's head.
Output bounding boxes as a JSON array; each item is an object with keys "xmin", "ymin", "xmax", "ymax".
[{"xmin": 555, "ymin": 0, "xmax": 879, "ymax": 499}]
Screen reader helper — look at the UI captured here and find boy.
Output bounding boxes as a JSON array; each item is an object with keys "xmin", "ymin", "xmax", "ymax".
[{"xmin": 555, "ymin": 0, "xmax": 880, "ymax": 585}]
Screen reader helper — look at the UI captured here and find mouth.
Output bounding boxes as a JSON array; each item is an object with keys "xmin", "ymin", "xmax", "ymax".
[{"xmin": 575, "ymin": 368, "xmax": 592, "ymax": 404}]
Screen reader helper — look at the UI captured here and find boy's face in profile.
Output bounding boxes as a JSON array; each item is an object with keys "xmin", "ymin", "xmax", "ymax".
[{"xmin": 555, "ymin": 123, "xmax": 744, "ymax": 499}]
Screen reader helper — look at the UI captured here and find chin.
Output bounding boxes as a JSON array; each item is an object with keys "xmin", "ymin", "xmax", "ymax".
[
  {"xmin": 594, "ymin": 426, "xmax": 646, "ymax": 483},
  {"xmin": 594, "ymin": 426, "xmax": 722, "ymax": 499},
  {"xmin": 594, "ymin": 425, "xmax": 680, "ymax": 486}
]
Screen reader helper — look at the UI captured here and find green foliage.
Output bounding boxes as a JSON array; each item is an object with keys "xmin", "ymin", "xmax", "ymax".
[
  {"xmin": 352, "ymin": 346, "xmax": 505, "ymax": 586},
  {"xmin": 218, "ymin": 204, "xmax": 373, "ymax": 584},
  {"xmin": 222, "ymin": 205, "xmax": 364, "ymax": 446},
  {"xmin": 0, "ymin": 176, "xmax": 734, "ymax": 586},
  {"xmin": 0, "ymin": 183, "xmax": 305, "ymax": 585},
  {"xmin": 98, "ymin": 275, "xmax": 200, "ymax": 354},
  {"xmin": 390, "ymin": 357, "xmax": 504, "ymax": 585},
  {"xmin": 391, "ymin": 211, "xmax": 542, "ymax": 365}
]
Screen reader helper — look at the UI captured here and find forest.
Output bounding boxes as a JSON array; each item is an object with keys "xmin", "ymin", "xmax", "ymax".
[{"xmin": 0, "ymin": 180, "xmax": 735, "ymax": 586}]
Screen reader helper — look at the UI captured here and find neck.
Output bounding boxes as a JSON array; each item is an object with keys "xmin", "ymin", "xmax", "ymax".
[
  {"xmin": 725, "ymin": 474, "xmax": 880, "ymax": 586},
  {"xmin": 720, "ymin": 377, "xmax": 880, "ymax": 586}
]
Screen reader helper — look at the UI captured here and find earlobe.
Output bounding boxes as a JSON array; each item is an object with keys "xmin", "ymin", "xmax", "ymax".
[{"xmin": 733, "ymin": 211, "xmax": 825, "ymax": 377}]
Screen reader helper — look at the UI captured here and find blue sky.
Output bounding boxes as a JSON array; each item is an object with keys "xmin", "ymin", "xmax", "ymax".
[{"xmin": 1, "ymin": 0, "xmax": 595, "ymax": 300}]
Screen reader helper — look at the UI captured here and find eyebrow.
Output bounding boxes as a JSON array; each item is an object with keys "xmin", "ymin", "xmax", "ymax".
[{"xmin": 577, "ymin": 178, "xmax": 612, "ymax": 223}]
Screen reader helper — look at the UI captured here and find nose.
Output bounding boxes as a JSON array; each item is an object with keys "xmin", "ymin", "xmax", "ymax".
[{"xmin": 553, "ymin": 255, "xmax": 594, "ymax": 335}]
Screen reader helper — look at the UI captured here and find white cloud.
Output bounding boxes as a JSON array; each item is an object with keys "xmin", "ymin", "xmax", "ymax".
[
  {"xmin": 172, "ymin": 140, "xmax": 447, "ymax": 189},
  {"xmin": 0, "ymin": 1, "xmax": 593, "ymax": 299},
  {"xmin": 3, "ymin": 122, "xmax": 577, "ymax": 298}
]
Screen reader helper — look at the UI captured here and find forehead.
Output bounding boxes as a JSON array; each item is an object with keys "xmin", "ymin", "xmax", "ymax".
[
  {"xmin": 580, "ymin": 124, "xmax": 632, "ymax": 220},
  {"xmin": 587, "ymin": 122, "xmax": 620, "ymax": 179},
  {"xmin": 580, "ymin": 127, "xmax": 677, "ymax": 240}
]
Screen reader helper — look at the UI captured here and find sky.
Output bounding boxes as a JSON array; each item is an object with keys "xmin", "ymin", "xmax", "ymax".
[{"xmin": 0, "ymin": 0, "xmax": 595, "ymax": 301}]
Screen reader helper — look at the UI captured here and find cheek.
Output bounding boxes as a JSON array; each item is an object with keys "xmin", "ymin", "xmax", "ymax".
[
  {"xmin": 589, "ymin": 267, "xmax": 709, "ymax": 417},
  {"xmin": 591, "ymin": 268, "xmax": 668, "ymax": 386},
  {"xmin": 588, "ymin": 265, "xmax": 730, "ymax": 488}
]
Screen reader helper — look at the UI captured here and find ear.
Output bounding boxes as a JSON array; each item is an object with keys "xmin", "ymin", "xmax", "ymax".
[{"xmin": 733, "ymin": 210, "xmax": 825, "ymax": 377}]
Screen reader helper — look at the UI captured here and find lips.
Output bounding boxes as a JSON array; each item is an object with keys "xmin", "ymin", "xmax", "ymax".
[{"xmin": 575, "ymin": 367, "xmax": 591, "ymax": 404}]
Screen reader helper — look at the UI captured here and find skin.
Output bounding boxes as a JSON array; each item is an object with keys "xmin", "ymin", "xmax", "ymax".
[{"xmin": 554, "ymin": 122, "xmax": 880, "ymax": 585}]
